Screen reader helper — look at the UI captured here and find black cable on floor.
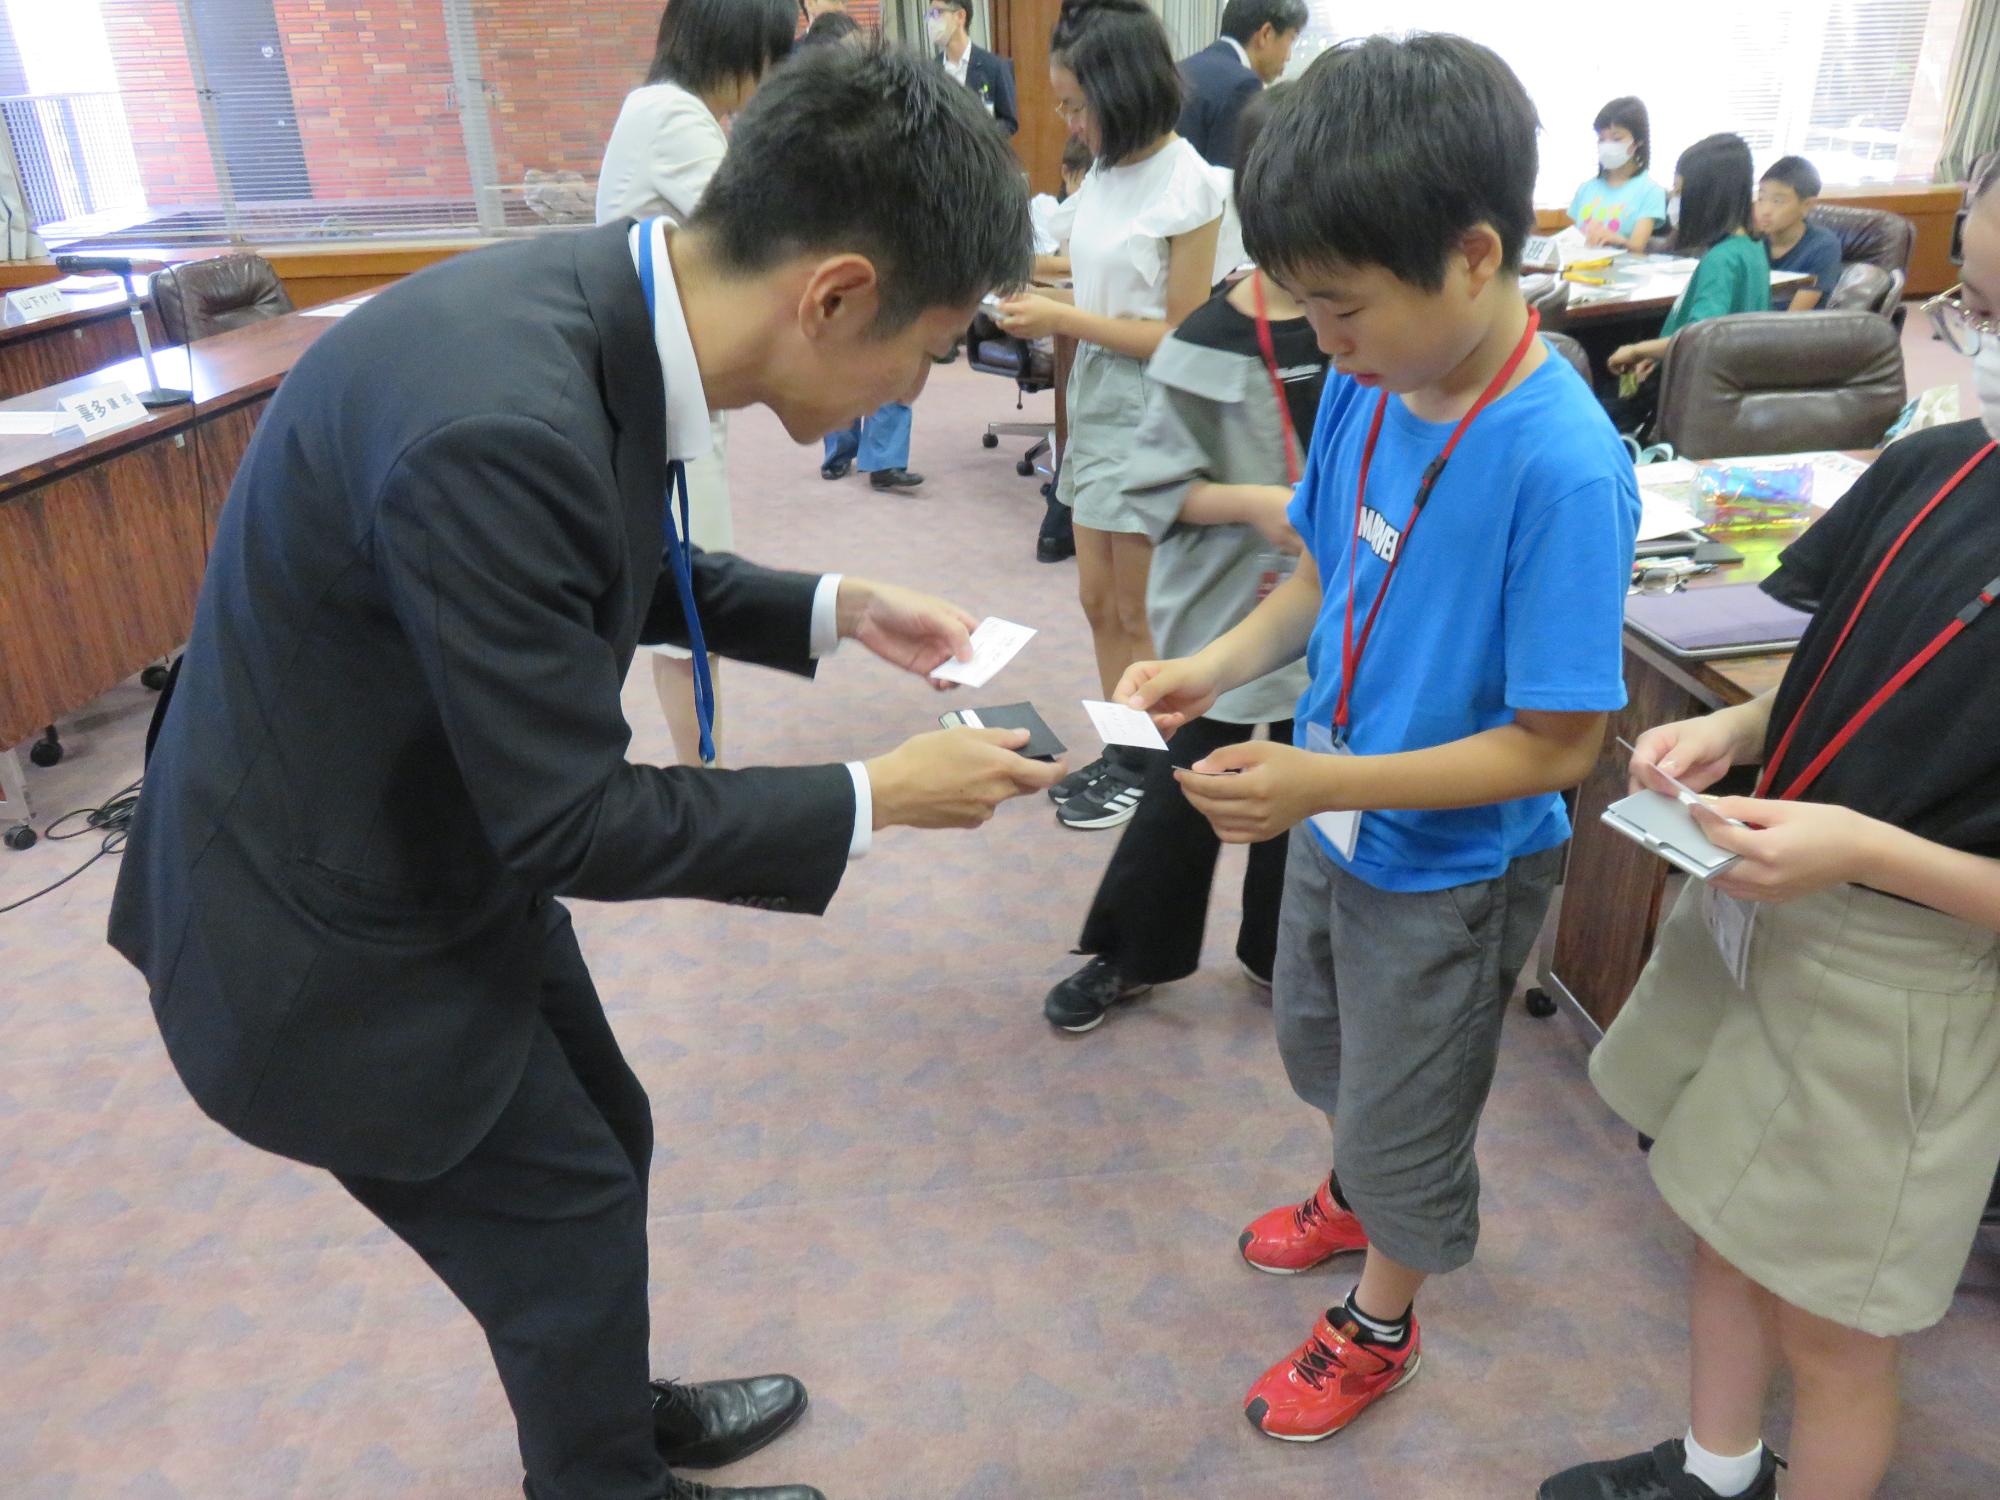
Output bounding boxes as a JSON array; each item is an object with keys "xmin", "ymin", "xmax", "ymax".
[{"xmin": 0, "ymin": 777, "xmax": 141, "ymax": 916}]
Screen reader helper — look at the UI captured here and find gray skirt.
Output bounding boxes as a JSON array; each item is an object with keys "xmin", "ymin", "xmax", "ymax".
[{"xmin": 1056, "ymin": 344, "xmax": 1150, "ymax": 536}]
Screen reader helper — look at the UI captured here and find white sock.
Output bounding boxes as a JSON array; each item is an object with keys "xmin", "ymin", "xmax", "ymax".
[{"xmin": 1683, "ymin": 1428, "xmax": 1764, "ymax": 1497}]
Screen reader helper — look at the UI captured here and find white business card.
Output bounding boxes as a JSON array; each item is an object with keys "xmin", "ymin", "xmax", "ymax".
[
  {"xmin": 930, "ymin": 616, "xmax": 1035, "ymax": 688},
  {"xmin": 1082, "ymin": 699, "xmax": 1168, "ymax": 751}
]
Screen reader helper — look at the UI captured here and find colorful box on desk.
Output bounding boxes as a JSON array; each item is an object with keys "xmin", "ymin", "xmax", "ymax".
[{"xmin": 1693, "ymin": 460, "xmax": 1816, "ymax": 533}]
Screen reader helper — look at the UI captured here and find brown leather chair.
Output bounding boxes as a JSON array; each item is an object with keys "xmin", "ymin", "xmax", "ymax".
[
  {"xmin": 1807, "ymin": 204, "xmax": 1914, "ymax": 327},
  {"xmin": 1542, "ymin": 330, "xmax": 1592, "ymax": 385},
  {"xmin": 1826, "ymin": 261, "xmax": 1899, "ymax": 318},
  {"xmin": 1652, "ymin": 310, "xmax": 1905, "ymax": 460},
  {"xmin": 152, "ymin": 253, "xmax": 294, "ymax": 344}
]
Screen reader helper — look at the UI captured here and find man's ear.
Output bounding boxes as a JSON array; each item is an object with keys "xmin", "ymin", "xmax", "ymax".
[{"xmin": 798, "ymin": 254, "xmax": 884, "ymax": 343}]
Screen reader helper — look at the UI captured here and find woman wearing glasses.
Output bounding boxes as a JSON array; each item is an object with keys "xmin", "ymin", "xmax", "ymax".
[
  {"xmin": 995, "ymin": 0, "xmax": 1222, "ymax": 830},
  {"xmin": 1543, "ymin": 155, "xmax": 2000, "ymax": 1500},
  {"xmin": 596, "ymin": 0, "xmax": 795, "ymax": 766}
]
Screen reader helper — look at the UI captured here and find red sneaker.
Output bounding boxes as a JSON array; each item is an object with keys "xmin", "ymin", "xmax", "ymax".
[
  {"xmin": 1238, "ymin": 1180, "xmax": 1369, "ymax": 1273},
  {"xmin": 1244, "ymin": 1310, "xmax": 1422, "ymax": 1442}
]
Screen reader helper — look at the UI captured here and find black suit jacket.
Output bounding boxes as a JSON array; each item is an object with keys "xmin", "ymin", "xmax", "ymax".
[
  {"xmin": 944, "ymin": 45, "xmax": 1018, "ymax": 138},
  {"xmin": 108, "ymin": 221, "xmax": 857, "ymax": 1181},
  {"xmin": 1178, "ymin": 40, "xmax": 1262, "ymax": 168}
]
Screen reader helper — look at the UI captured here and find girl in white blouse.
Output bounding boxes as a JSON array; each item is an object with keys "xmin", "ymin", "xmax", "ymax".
[
  {"xmin": 998, "ymin": 0, "xmax": 1222, "ymax": 829},
  {"xmin": 595, "ymin": 0, "xmax": 794, "ymax": 766}
]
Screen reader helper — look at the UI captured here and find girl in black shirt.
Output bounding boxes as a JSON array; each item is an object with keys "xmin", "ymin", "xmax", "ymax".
[{"xmin": 1544, "ymin": 162, "xmax": 2000, "ymax": 1500}]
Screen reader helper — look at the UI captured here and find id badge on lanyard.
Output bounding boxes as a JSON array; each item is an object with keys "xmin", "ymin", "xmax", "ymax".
[
  {"xmin": 1304, "ymin": 722, "xmax": 1361, "ymax": 859},
  {"xmin": 1702, "ymin": 883, "xmax": 1757, "ymax": 988}
]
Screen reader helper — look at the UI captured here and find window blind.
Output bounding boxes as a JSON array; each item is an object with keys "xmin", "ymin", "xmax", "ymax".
[
  {"xmin": 0, "ymin": 0, "xmax": 880, "ymax": 249},
  {"xmin": 1286, "ymin": 0, "xmax": 1969, "ymax": 207}
]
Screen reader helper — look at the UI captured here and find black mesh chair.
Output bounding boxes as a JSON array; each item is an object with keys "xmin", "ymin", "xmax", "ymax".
[{"xmin": 966, "ymin": 311, "xmax": 1056, "ymax": 478}]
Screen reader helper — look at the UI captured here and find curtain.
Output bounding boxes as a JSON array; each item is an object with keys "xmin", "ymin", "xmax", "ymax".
[
  {"xmin": 1154, "ymin": 0, "xmax": 1221, "ymax": 59},
  {"xmin": 1936, "ymin": 0, "xmax": 2000, "ymax": 180}
]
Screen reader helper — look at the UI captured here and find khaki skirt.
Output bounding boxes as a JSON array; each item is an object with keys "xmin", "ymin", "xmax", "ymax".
[
  {"xmin": 1590, "ymin": 878, "xmax": 2000, "ymax": 1336},
  {"xmin": 1055, "ymin": 344, "xmax": 1151, "ymax": 536}
]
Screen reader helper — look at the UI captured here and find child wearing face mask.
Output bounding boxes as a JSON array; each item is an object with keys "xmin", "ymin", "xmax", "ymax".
[
  {"xmin": 1542, "ymin": 159, "xmax": 2000, "ymax": 1500},
  {"xmin": 1570, "ymin": 95, "xmax": 1668, "ymax": 254}
]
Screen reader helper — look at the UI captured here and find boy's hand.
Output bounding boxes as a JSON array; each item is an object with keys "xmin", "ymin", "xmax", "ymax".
[
  {"xmin": 1247, "ymin": 487, "xmax": 1304, "ymax": 554},
  {"xmin": 1692, "ymin": 798, "xmax": 1878, "ymax": 904},
  {"xmin": 1627, "ymin": 715, "xmax": 1742, "ymax": 796},
  {"xmin": 1607, "ymin": 343, "xmax": 1644, "ymax": 373},
  {"xmin": 1116, "ymin": 656, "xmax": 1222, "ymax": 736},
  {"xmin": 994, "ymin": 294, "xmax": 1068, "ymax": 341},
  {"xmin": 1175, "ymin": 740, "xmax": 1324, "ymax": 844}
]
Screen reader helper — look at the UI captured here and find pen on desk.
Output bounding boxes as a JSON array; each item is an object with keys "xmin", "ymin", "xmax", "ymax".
[{"xmin": 1563, "ymin": 273, "xmax": 1609, "ymax": 286}]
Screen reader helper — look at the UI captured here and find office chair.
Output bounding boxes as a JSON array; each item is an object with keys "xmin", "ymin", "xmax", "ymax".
[
  {"xmin": 1807, "ymin": 205, "xmax": 1915, "ymax": 329},
  {"xmin": 1652, "ymin": 310, "xmax": 1905, "ymax": 460},
  {"xmin": 1542, "ymin": 331, "xmax": 1592, "ymax": 385},
  {"xmin": 1825, "ymin": 261, "xmax": 1902, "ymax": 319},
  {"xmin": 152, "ymin": 253, "xmax": 294, "ymax": 345},
  {"xmin": 965, "ymin": 311, "xmax": 1056, "ymax": 477}
]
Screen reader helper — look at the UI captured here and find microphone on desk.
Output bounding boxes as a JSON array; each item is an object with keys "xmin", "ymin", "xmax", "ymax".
[{"xmin": 54, "ymin": 254, "xmax": 190, "ymax": 407}]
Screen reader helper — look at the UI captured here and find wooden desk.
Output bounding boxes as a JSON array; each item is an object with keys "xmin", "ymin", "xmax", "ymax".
[
  {"xmin": 0, "ymin": 301, "xmax": 354, "ymax": 842},
  {"xmin": 0, "ymin": 281, "xmax": 167, "ymax": 399},
  {"xmin": 1543, "ymin": 263, "xmax": 1814, "ymax": 330},
  {"xmin": 1536, "ymin": 513, "xmax": 1819, "ymax": 1032}
]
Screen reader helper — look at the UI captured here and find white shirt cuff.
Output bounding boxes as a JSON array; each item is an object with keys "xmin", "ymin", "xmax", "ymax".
[
  {"xmin": 845, "ymin": 760, "xmax": 873, "ymax": 859},
  {"xmin": 811, "ymin": 573, "xmax": 843, "ymax": 659}
]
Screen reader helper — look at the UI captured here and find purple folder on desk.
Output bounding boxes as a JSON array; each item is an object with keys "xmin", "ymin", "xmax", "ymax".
[{"xmin": 1625, "ymin": 583, "xmax": 1813, "ymax": 660}]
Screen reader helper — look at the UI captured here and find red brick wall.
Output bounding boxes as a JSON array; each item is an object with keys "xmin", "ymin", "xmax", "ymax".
[
  {"xmin": 100, "ymin": 0, "xmax": 218, "ymax": 206},
  {"xmin": 101, "ymin": 0, "xmax": 889, "ymax": 216}
]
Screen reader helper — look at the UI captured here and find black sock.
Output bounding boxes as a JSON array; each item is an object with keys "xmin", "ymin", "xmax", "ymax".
[
  {"xmin": 1326, "ymin": 1170, "xmax": 1350, "ymax": 1211},
  {"xmin": 1338, "ymin": 1289, "xmax": 1411, "ymax": 1349}
]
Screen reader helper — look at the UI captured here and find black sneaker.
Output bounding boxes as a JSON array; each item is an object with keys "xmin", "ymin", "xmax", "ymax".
[
  {"xmin": 820, "ymin": 457, "xmax": 852, "ymax": 481},
  {"xmin": 1044, "ymin": 954, "xmax": 1152, "ymax": 1032},
  {"xmin": 1057, "ymin": 758, "xmax": 1146, "ymax": 829},
  {"xmin": 1048, "ymin": 753, "xmax": 1110, "ymax": 804},
  {"xmin": 868, "ymin": 467, "xmax": 925, "ymax": 491},
  {"xmin": 1538, "ymin": 1439, "xmax": 1782, "ymax": 1500}
]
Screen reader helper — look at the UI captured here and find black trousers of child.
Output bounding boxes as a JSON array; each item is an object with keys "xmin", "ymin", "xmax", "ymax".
[{"xmin": 1077, "ymin": 714, "xmax": 1293, "ymax": 984}]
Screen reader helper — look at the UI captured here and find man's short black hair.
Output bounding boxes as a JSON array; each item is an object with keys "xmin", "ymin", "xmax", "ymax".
[
  {"xmin": 943, "ymin": 0, "xmax": 973, "ymax": 23},
  {"xmin": 1239, "ymin": 33, "xmax": 1538, "ymax": 290},
  {"xmin": 1592, "ymin": 95, "xmax": 1651, "ymax": 174},
  {"xmin": 646, "ymin": 0, "xmax": 796, "ymax": 92},
  {"xmin": 1760, "ymin": 154, "xmax": 1822, "ymax": 202},
  {"xmin": 799, "ymin": 10, "xmax": 860, "ymax": 47},
  {"xmin": 1673, "ymin": 132, "xmax": 1755, "ymax": 255},
  {"xmin": 1220, "ymin": 0, "xmax": 1307, "ymax": 45},
  {"xmin": 1051, "ymin": 0, "xmax": 1182, "ymax": 168},
  {"xmin": 691, "ymin": 39, "xmax": 1031, "ymax": 331}
]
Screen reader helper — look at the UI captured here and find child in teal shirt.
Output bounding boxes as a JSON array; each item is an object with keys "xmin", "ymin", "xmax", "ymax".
[{"xmin": 1607, "ymin": 132, "xmax": 1769, "ymax": 436}]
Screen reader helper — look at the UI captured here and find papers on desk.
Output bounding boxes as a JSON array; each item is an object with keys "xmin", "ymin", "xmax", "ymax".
[
  {"xmin": 0, "ymin": 410, "xmax": 74, "ymax": 436},
  {"xmin": 302, "ymin": 296, "xmax": 372, "ymax": 318},
  {"xmin": 1637, "ymin": 488, "xmax": 1705, "ymax": 542}
]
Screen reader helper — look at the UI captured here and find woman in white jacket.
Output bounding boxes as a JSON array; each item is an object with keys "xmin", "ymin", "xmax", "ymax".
[{"xmin": 596, "ymin": 0, "xmax": 795, "ymax": 764}]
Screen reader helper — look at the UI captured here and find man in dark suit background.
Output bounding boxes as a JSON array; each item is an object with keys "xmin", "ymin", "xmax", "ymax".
[
  {"xmin": 931, "ymin": 0, "xmax": 1018, "ymax": 137},
  {"xmin": 1177, "ymin": 0, "xmax": 1306, "ymax": 167},
  {"xmin": 108, "ymin": 43, "xmax": 1057, "ymax": 1500}
]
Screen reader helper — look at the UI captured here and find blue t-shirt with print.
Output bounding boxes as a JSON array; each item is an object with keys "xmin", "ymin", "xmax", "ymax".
[
  {"xmin": 1568, "ymin": 173, "xmax": 1669, "ymax": 240},
  {"xmin": 1287, "ymin": 345, "xmax": 1640, "ymax": 893}
]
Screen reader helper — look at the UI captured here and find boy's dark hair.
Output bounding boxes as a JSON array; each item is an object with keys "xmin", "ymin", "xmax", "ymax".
[
  {"xmin": 1220, "ymin": 0, "xmax": 1308, "ymax": 45},
  {"xmin": 691, "ymin": 39, "xmax": 1031, "ymax": 331},
  {"xmin": 1239, "ymin": 33, "xmax": 1538, "ymax": 290},
  {"xmin": 799, "ymin": 9, "xmax": 860, "ymax": 47},
  {"xmin": 1230, "ymin": 77, "xmax": 1292, "ymax": 173},
  {"xmin": 1760, "ymin": 154, "xmax": 1822, "ymax": 202},
  {"xmin": 1673, "ymin": 132, "xmax": 1756, "ymax": 255},
  {"xmin": 1592, "ymin": 95, "xmax": 1651, "ymax": 175},
  {"xmin": 646, "ymin": 0, "xmax": 797, "ymax": 92},
  {"xmin": 1050, "ymin": 0, "xmax": 1182, "ymax": 167}
]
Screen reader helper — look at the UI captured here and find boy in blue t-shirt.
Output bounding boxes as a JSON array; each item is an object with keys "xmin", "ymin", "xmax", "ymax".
[{"xmin": 1120, "ymin": 34, "xmax": 1639, "ymax": 1446}]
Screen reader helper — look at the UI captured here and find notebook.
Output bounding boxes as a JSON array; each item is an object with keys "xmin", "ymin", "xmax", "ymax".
[{"xmin": 1624, "ymin": 583, "xmax": 1812, "ymax": 660}]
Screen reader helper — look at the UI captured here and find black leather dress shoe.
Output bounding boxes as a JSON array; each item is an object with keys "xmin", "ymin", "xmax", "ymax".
[
  {"xmin": 662, "ymin": 1478, "xmax": 826, "ymax": 1500},
  {"xmin": 653, "ymin": 1374, "xmax": 808, "ymax": 1470},
  {"xmin": 868, "ymin": 467, "xmax": 924, "ymax": 491},
  {"xmin": 820, "ymin": 457, "xmax": 852, "ymax": 481}
]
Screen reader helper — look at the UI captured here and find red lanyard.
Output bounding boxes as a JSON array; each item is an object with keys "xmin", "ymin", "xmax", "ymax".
[
  {"xmin": 1251, "ymin": 272, "xmax": 1302, "ymax": 486},
  {"xmin": 1756, "ymin": 439, "xmax": 1999, "ymax": 801},
  {"xmin": 1333, "ymin": 309, "xmax": 1542, "ymax": 735}
]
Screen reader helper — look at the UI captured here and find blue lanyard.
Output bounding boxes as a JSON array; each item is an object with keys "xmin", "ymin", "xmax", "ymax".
[{"xmin": 636, "ymin": 218, "xmax": 716, "ymax": 766}]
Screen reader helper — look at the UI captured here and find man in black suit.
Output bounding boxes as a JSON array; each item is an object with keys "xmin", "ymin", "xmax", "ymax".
[
  {"xmin": 1177, "ymin": 0, "xmax": 1306, "ymax": 167},
  {"xmin": 931, "ymin": 0, "xmax": 1018, "ymax": 137},
  {"xmin": 108, "ymin": 44, "xmax": 1058, "ymax": 1500}
]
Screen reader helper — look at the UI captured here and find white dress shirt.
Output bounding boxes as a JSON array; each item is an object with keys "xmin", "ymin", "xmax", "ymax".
[
  {"xmin": 1221, "ymin": 35, "xmax": 1252, "ymax": 71},
  {"xmin": 626, "ymin": 218, "xmax": 874, "ymax": 857},
  {"xmin": 942, "ymin": 39, "xmax": 972, "ymax": 87}
]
